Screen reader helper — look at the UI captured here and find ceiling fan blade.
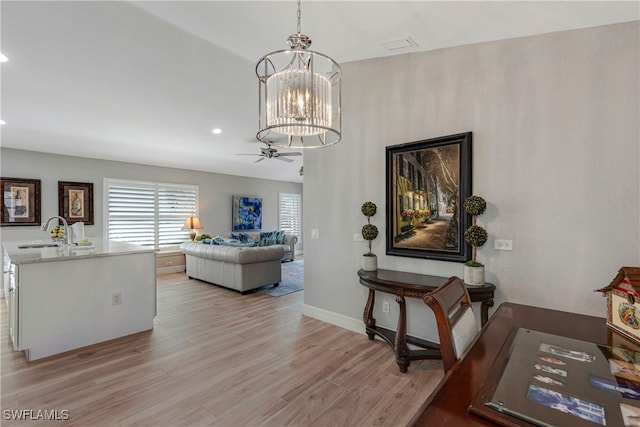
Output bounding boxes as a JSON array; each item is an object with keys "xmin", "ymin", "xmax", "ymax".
[
  {"xmin": 276, "ymin": 156, "xmax": 294, "ymax": 163},
  {"xmin": 277, "ymin": 152, "xmax": 302, "ymax": 157},
  {"xmin": 254, "ymin": 157, "xmax": 266, "ymax": 163}
]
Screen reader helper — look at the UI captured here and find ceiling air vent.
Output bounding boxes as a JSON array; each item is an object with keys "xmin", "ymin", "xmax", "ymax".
[{"xmin": 381, "ymin": 37, "xmax": 418, "ymax": 51}]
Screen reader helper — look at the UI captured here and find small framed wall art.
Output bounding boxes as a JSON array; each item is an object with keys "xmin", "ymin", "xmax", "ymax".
[
  {"xmin": 58, "ymin": 181, "xmax": 94, "ymax": 225},
  {"xmin": 232, "ymin": 195, "xmax": 262, "ymax": 231},
  {"xmin": 1, "ymin": 177, "xmax": 41, "ymax": 226}
]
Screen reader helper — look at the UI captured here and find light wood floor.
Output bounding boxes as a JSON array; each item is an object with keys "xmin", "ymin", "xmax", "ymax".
[{"xmin": 1, "ymin": 273, "xmax": 444, "ymax": 426}]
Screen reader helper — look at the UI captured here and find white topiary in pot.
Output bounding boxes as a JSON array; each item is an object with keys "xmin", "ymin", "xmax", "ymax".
[
  {"xmin": 361, "ymin": 201, "xmax": 379, "ymax": 271},
  {"xmin": 463, "ymin": 195, "xmax": 488, "ymax": 285}
]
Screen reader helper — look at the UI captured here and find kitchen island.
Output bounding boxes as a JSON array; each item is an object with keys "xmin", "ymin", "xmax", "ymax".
[{"xmin": 3, "ymin": 239, "xmax": 156, "ymax": 361}]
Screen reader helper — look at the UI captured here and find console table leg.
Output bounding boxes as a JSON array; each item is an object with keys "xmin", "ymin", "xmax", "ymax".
[
  {"xmin": 395, "ymin": 295, "xmax": 409, "ymax": 373},
  {"xmin": 364, "ymin": 289, "xmax": 376, "ymax": 340},
  {"xmin": 480, "ymin": 299, "xmax": 495, "ymax": 327}
]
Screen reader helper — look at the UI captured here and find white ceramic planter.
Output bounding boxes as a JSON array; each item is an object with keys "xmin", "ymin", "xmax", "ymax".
[
  {"xmin": 362, "ymin": 255, "xmax": 377, "ymax": 272},
  {"xmin": 463, "ymin": 265, "xmax": 485, "ymax": 286}
]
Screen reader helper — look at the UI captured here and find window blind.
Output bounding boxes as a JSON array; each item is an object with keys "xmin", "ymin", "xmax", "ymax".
[
  {"xmin": 279, "ymin": 193, "xmax": 301, "ymax": 247},
  {"xmin": 105, "ymin": 179, "xmax": 198, "ymax": 249}
]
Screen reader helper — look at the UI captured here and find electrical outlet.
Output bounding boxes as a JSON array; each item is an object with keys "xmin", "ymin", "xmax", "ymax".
[
  {"xmin": 382, "ymin": 301, "xmax": 390, "ymax": 313},
  {"xmin": 112, "ymin": 292, "xmax": 122, "ymax": 306}
]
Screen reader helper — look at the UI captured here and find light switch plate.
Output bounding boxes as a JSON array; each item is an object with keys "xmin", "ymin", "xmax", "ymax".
[
  {"xmin": 494, "ymin": 239, "xmax": 513, "ymax": 251},
  {"xmin": 311, "ymin": 229, "xmax": 320, "ymax": 240}
]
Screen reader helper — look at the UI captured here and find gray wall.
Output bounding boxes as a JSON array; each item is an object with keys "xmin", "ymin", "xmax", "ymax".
[
  {"xmin": 303, "ymin": 22, "xmax": 639, "ymax": 339},
  {"xmin": 0, "ymin": 148, "xmax": 302, "ymax": 243}
]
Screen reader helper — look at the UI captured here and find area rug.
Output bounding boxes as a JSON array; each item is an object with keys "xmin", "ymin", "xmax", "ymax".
[{"xmin": 257, "ymin": 260, "xmax": 303, "ymax": 297}]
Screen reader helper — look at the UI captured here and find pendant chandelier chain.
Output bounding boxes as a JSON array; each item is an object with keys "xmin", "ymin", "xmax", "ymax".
[{"xmin": 297, "ymin": 0, "xmax": 302, "ymax": 34}]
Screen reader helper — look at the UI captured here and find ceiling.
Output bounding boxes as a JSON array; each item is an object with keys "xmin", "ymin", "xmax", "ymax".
[{"xmin": 1, "ymin": 1, "xmax": 638, "ymax": 184}]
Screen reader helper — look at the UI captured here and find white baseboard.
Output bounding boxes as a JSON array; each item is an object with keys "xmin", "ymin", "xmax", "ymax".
[
  {"xmin": 302, "ymin": 304, "xmax": 366, "ymax": 336},
  {"xmin": 156, "ymin": 265, "xmax": 185, "ymax": 275}
]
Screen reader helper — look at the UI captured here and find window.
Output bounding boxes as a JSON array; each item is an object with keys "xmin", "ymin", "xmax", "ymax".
[
  {"xmin": 105, "ymin": 179, "xmax": 198, "ymax": 249},
  {"xmin": 279, "ymin": 192, "xmax": 302, "ymax": 252}
]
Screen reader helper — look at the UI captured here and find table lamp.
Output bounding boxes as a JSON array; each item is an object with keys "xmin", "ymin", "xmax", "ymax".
[{"xmin": 183, "ymin": 216, "xmax": 203, "ymax": 241}]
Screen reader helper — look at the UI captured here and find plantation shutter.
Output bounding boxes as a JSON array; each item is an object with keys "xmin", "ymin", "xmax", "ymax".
[
  {"xmin": 105, "ymin": 179, "xmax": 198, "ymax": 249},
  {"xmin": 107, "ymin": 182, "xmax": 156, "ymax": 247},
  {"xmin": 158, "ymin": 185, "xmax": 197, "ymax": 247},
  {"xmin": 279, "ymin": 193, "xmax": 302, "ymax": 251}
]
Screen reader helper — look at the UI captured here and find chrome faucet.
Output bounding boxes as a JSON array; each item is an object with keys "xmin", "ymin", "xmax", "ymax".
[{"xmin": 41, "ymin": 216, "xmax": 72, "ymax": 245}]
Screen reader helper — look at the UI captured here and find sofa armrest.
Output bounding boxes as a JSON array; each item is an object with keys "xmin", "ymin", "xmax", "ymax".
[{"xmin": 283, "ymin": 234, "xmax": 298, "ymax": 254}]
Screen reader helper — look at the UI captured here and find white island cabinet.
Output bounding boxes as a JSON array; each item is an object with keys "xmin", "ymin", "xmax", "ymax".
[{"xmin": 2, "ymin": 239, "xmax": 156, "ymax": 361}]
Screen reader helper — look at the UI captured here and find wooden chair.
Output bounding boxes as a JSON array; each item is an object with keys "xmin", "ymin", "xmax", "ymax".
[{"xmin": 424, "ymin": 276, "xmax": 480, "ymax": 372}]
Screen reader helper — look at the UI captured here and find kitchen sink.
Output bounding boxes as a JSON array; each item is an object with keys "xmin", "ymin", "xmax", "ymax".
[{"xmin": 18, "ymin": 243, "xmax": 61, "ymax": 249}]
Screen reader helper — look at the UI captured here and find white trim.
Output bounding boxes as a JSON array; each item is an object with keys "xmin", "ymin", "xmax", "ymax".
[
  {"xmin": 302, "ymin": 304, "xmax": 438, "ymax": 350},
  {"xmin": 302, "ymin": 304, "xmax": 365, "ymax": 335}
]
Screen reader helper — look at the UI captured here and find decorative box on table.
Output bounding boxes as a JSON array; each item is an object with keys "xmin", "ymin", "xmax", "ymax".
[{"xmin": 596, "ymin": 266, "xmax": 640, "ymax": 344}]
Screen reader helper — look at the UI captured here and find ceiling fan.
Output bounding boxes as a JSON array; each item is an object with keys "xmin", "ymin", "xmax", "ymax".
[{"xmin": 237, "ymin": 142, "xmax": 302, "ymax": 163}]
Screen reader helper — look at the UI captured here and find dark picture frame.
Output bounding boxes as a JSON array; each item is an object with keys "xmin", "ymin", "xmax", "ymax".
[
  {"xmin": 1, "ymin": 177, "xmax": 41, "ymax": 226},
  {"xmin": 386, "ymin": 132, "xmax": 472, "ymax": 262},
  {"xmin": 58, "ymin": 181, "xmax": 94, "ymax": 225},
  {"xmin": 232, "ymin": 195, "xmax": 262, "ymax": 231}
]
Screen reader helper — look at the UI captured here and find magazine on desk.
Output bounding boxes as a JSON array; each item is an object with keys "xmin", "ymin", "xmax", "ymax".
[{"xmin": 470, "ymin": 328, "xmax": 640, "ymax": 427}]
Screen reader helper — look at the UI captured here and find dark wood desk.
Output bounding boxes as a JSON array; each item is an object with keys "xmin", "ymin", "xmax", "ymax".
[
  {"xmin": 357, "ymin": 269, "xmax": 496, "ymax": 373},
  {"xmin": 410, "ymin": 302, "xmax": 613, "ymax": 426}
]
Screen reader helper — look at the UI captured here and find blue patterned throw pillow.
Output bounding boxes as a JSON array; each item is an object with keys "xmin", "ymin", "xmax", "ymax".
[
  {"xmin": 230, "ymin": 232, "xmax": 253, "ymax": 243},
  {"xmin": 275, "ymin": 230, "xmax": 286, "ymax": 244},
  {"xmin": 259, "ymin": 231, "xmax": 278, "ymax": 246}
]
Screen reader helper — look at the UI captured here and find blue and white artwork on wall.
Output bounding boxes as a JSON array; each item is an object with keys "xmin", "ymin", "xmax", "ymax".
[{"xmin": 232, "ymin": 195, "xmax": 262, "ymax": 231}]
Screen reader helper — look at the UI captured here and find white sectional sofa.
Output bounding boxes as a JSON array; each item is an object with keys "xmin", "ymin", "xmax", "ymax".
[{"xmin": 180, "ymin": 242, "xmax": 284, "ymax": 294}]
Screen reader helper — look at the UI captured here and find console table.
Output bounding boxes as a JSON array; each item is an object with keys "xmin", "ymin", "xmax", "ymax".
[{"xmin": 357, "ymin": 268, "xmax": 496, "ymax": 373}]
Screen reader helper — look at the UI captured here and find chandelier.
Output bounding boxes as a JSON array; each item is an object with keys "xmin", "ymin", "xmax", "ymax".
[{"xmin": 256, "ymin": 0, "xmax": 342, "ymax": 149}]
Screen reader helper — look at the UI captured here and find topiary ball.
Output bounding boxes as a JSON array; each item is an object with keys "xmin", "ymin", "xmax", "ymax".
[
  {"xmin": 362, "ymin": 224, "xmax": 379, "ymax": 241},
  {"xmin": 464, "ymin": 196, "xmax": 486, "ymax": 216},
  {"xmin": 464, "ymin": 225, "xmax": 488, "ymax": 247},
  {"xmin": 361, "ymin": 201, "xmax": 377, "ymax": 218}
]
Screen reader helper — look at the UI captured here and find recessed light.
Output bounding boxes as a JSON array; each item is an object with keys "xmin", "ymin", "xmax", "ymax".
[
  {"xmin": 0, "ymin": 120, "xmax": 6, "ymax": 125},
  {"xmin": 0, "ymin": 53, "xmax": 8, "ymax": 63},
  {"xmin": 212, "ymin": 128, "xmax": 222, "ymax": 134}
]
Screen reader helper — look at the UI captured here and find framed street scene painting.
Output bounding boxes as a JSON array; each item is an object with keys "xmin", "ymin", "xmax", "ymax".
[
  {"xmin": 1, "ymin": 177, "xmax": 41, "ymax": 226},
  {"xmin": 386, "ymin": 132, "xmax": 472, "ymax": 262}
]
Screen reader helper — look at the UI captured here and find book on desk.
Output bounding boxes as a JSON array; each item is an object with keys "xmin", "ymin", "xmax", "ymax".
[{"xmin": 470, "ymin": 327, "xmax": 640, "ymax": 427}]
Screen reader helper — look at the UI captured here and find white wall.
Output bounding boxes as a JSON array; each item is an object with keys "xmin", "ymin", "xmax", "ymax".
[
  {"xmin": 0, "ymin": 148, "xmax": 302, "ymax": 243},
  {"xmin": 303, "ymin": 22, "xmax": 640, "ymax": 340}
]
